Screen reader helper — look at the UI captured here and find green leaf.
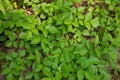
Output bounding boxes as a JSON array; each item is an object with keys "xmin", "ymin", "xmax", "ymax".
[
  {"xmin": 18, "ymin": 50, "xmax": 26, "ymax": 57},
  {"xmin": 26, "ymin": 72, "xmax": 34, "ymax": 79},
  {"xmin": 34, "ymin": 73, "xmax": 40, "ymax": 80},
  {"xmin": 0, "ymin": 27, "xmax": 3, "ymax": 33},
  {"xmin": 13, "ymin": 41, "xmax": 18, "ymax": 48},
  {"xmin": 78, "ymin": 7, "xmax": 85, "ymax": 13},
  {"xmin": 48, "ymin": 26, "xmax": 59, "ymax": 34},
  {"xmin": 7, "ymin": 73, "xmax": 14, "ymax": 80},
  {"xmin": 0, "ymin": 1, "xmax": 6, "ymax": 15},
  {"xmin": 25, "ymin": 31, "xmax": 33, "ymax": 41},
  {"xmin": 85, "ymin": 13, "xmax": 92, "ymax": 21},
  {"xmin": 84, "ymin": 71, "xmax": 95, "ymax": 80},
  {"xmin": 5, "ymin": 30, "xmax": 16, "ymax": 41},
  {"xmin": 19, "ymin": 40, "xmax": 25, "ymax": 48},
  {"xmin": 5, "ymin": 54, "xmax": 12, "ymax": 60},
  {"xmin": 72, "ymin": 22, "xmax": 79, "ymax": 27},
  {"xmin": 5, "ymin": 40, "xmax": 12, "ymax": 47},
  {"xmin": 19, "ymin": 32, "xmax": 26, "ymax": 39},
  {"xmin": 84, "ymin": 21, "xmax": 91, "ymax": 30},
  {"xmin": 88, "ymin": 65, "xmax": 98, "ymax": 74},
  {"xmin": 19, "ymin": 76, "xmax": 24, "ymax": 80},
  {"xmin": 77, "ymin": 69, "xmax": 84, "ymax": 80},
  {"xmin": 95, "ymin": 34, "xmax": 99, "ymax": 45},
  {"xmin": 31, "ymin": 37, "xmax": 41, "ymax": 44},
  {"xmin": 27, "ymin": 54, "xmax": 35, "ymax": 60},
  {"xmin": 9, "ymin": 61, "xmax": 16, "ymax": 69},
  {"xmin": 81, "ymin": 60, "xmax": 91, "ymax": 69},
  {"xmin": 32, "ymin": 28, "xmax": 39, "ymax": 35},
  {"xmin": 55, "ymin": 72, "xmax": 62, "ymax": 80},
  {"xmin": 11, "ymin": 52, "xmax": 18, "ymax": 59},
  {"xmin": 42, "ymin": 67, "xmax": 52, "ymax": 77},
  {"xmin": 82, "ymin": 29, "xmax": 90, "ymax": 36},
  {"xmin": 2, "ymin": 68, "xmax": 11, "ymax": 74},
  {"xmin": 90, "ymin": 17, "xmax": 100, "ymax": 28},
  {"xmin": 89, "ymin": 56, "xmax": 100, "ymax": 64}
]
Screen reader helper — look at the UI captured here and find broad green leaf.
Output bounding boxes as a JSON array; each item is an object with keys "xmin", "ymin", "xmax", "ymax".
[
  {"xmin": 78, "ymin": 7, "xmax": 85, "ymax": 13},
  {"xmin": 55, "ymin": 72, "xmax": 62, "ymax": 80},
  {"xmin": 27, "ymin": 54, "xmax": 35, "ymax": 60},
  {"xmin": 81, "ymin": 60, "xmax": 91, "ymax": 69},
  {"xmin": 19, "ymin": 40, "xmax": 25, "ymax": 48},
  {"xmin": 11, "ymin": 52, "xmax": 17, "ymax": 58},
  {"xmin": 72, "ymin": 22, "xmax": 79, "ymax": 27},
  {"xmin": 5, "ymin": 40, "xmax": 12, "ymax": 47},
  {"xmin": 42, "ymin": 67, "xmax": 52, "ymax": 77},
  {"xmin": 13, "ymin": 41, "xmax": 18, "ymax": 48},
  {"xmin": 18, "ymin": 50, "xmax": 26, "ymax": 57},
  {"xmin": 84, "ymin": 71, "xmax": 95, "ymax": 80},
  {"xmin": 5, "ymin": 30, "xmax": 16, "ymax": 41},
  {"xmin": 7, "ymin": 73, "xmax": 14, "ymax": 80},
  {"xmin": 68, "ymin": 25, "xmax": 75, "ymax": 33},
  {"xmin": 5, "ymin": 54, "xmax": 12, "ymax": 60},
  {"xmin": 84, "ymin": 21, "xmax": 91, "ymax": 30},
  {"xmin": 2, "ymin": 68, "xmax": 11, "ymax": 74},
  {"xmin": 19, "ymin": 32, "xmax": 26, "ymax": 39},
  {"xmin": 19, "ymin": 76, "xmax": 24, "ymax": 80},
  {"xmin": 48, "ymin": 26, "xmax": 59, "ymax": 34},
  {"xmin": 105, "ymin": 0, "xmax": 111, "ymax": 4},
  {"xmin": 89, "ymin": 56, "xmax": 100, "ymax": 64},
  {"xmin": 16, "ymin": 57, "xmax": 24, "ymax": 65},
  {"xmin": 85, "ymin": 13, "xmax": 92, "ymax": 21},
  {"xmin": 77, "ymin": 69, "xmax": 84, "ymax": 80},
  {"xmin": 0, "ymin": 1, "xmax": 6, "ymax": 15},
  {"xmin": 9, "ymin": 61, "xmax": 16, "ymax": 69},
  {"xmin": 90, "ymin": 17, "xmax": 100, "ymax": 28},
  {"xmin": 31, "ymin": 37, "xmax": 41, "ymax": 44},
  {"xmin": 25, "ymin": 31, "xmax": 33, "ymax": 41},
  {"xmin": 88, "ymin": 65, "xmax": 98, "ymax": 74},
  {"xmin": 31, "ymin": 28, "xmax": 39, "ymax": 35},
  {"xmin": 26, "ymin": 72, "xmax": 34, "ymax": 79},
  {"xmin": 82, "ymin": 29, "xmax": 90, "ymax": 36},
  {"xmin": 55, "ymin": 0, "xmax": 63, "ymax": 8}
]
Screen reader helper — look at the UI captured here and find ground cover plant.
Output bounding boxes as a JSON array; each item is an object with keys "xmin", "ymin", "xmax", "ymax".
[{"xmin": 0, "ymin": 0, "xmax": 120, "ymax": 80}]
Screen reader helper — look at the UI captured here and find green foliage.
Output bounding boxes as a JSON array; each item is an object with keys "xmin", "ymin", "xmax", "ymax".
[{"xmin": 0, "ymin": 0, "xmax": 120, "ymax": 80}]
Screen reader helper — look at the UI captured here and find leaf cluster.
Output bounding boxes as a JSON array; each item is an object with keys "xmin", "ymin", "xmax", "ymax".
[{"xmin": 0, "ymin": 0, "xmax": 120, "ymax": 80}]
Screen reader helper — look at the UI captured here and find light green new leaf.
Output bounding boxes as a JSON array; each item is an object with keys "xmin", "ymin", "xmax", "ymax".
[
  {"xmin": 84, "ymin": 21, "xmax": 91, "ymax": 30},
  {"xmin": 25, "ymin": 31, "xmax": 33, "ymax": 41},
  {"xmin": 31, "ymin": 37, "xmax": 41, "ymax": 44},
  {"xmin": 90, "ymin": 17, "xmax": 100, "ymax": 28},
  {"xmin": 0, "ymin": 1, "xmax": 6, "ymax": 15},
  {"xmin": 82, "ymin": 29, "xmax": 90, "ymax": 36},
  {"xmin": 85, "ymin": 13, "xmax": 92, "ymax": 21},
  {"xmin": 95, "ymin": 34, "xmax": 99, "ymax": 45},
  {"xmin": 32, "ymin": 28, "xmax": 39, "ymax": 35}
]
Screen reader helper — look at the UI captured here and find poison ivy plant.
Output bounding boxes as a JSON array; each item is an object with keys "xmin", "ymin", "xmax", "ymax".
[{"xmin": 0, "ymin": 0, "xmax": 120, "ymax": 80}]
